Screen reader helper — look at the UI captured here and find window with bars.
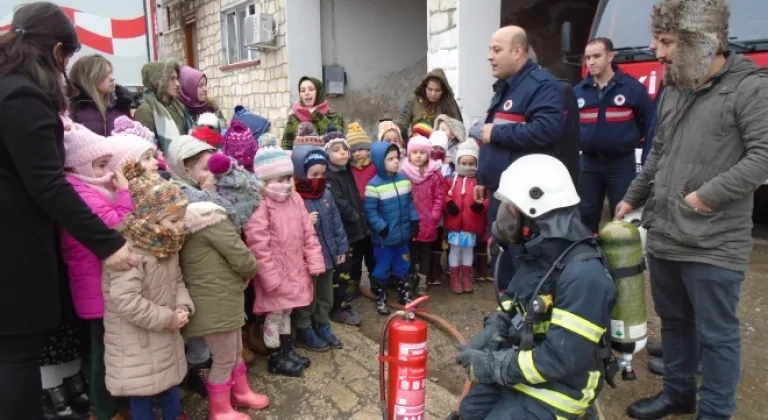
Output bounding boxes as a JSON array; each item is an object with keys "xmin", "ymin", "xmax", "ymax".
[{"xmin": 221, "ymin": 2, "xmax": 257, "ymax": 65}]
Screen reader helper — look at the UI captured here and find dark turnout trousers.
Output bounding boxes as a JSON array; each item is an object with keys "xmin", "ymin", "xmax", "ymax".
[{"xmin": 648, "ymin": 255, "xmax": 743, "ymax": 419}]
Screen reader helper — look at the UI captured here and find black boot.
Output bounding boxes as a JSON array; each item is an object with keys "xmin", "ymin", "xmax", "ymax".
[
  {"xmin": 280, "ymin": 334, "xmax": 311, "ymax": 368},
  {"xmin": 646, "ymin": 339, "xmax": 663, "ymax": 357},
  {"xmin": 648, "ymin": 357, "xmax": 703, "ymax": 377},
  {"xmin": 185, "ymin": 359, "xmax": 211, "ymax": 398},
  {"xmin": 626, "ymin": 392, "xmax": 696, "ymax": 419},
  {"xmin": 63, "ymin": 372, "xmax": 90, "ymax": 414},
  {"xmin": 267, "ymin": 347, "xmax": 304, "ymax": 377},
  {"xmin": 396, "ymin": 277, "xmax": 413, "ymax": 306},
  {"xmin": 43, "ymin": 386, "xmax": 89, "ymax": 420},
  {"xmin": 372, "ymin": 284, "xmax": 390, "ymax": 315}
]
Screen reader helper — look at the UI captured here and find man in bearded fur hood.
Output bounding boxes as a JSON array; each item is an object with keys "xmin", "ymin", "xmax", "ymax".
[{"xmin": 614, "ymin": 1, "xmax": 768, "ymax": 419}]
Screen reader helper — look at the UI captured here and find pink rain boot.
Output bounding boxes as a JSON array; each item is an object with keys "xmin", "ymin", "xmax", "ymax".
[
  {"xmin": 449, "ymin": 266, "xmax": 463, "ymax": 294},
  {"xmin": 205, "ymin": 379, "xmax": 249, "ymax": 420},
  {"xmin": 231, "ymin": 362, "xmax": 270, "ymax": 410},
  {"xmin": 461, "ymin": 266, "xmax": 474, "ymax": 293}
]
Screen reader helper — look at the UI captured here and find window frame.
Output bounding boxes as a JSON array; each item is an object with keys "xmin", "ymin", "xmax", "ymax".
[{"xmin": 220, "ymin": 1, "xmax": 258, "ymax": 65}]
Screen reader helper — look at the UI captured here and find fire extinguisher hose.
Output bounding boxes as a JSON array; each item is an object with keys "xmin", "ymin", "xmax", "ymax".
[{"xmin": 362, "ymin": 287, "xmax": 472, "ymax": 416}]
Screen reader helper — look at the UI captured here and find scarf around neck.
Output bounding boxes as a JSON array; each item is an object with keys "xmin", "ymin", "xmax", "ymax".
[
  {"xmin": 400, "ymin": 159, "xmax": 441, "ymax": 184},
  {"xmin": 119, "ymin": 214, "xmax": 185, "ymax": 259},
  {"xmin": 295, "ymin": 177, "xmax": 327, "ymax": 199},
  {"xmin": 293, "ymin": 100, "xmax": 331, "ymax": 123}
]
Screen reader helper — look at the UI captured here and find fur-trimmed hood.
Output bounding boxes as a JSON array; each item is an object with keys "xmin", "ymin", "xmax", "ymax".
[
  {"xmin": 651, "ymin": 0, "xmax": 729, "ymax": 88},
  {"xmin": 183, "ymin": 202, "xmax": 229, "ymax": 235},
  {"xmin": 141, "ymin": 59, "xmax": 181, "ymax": 94},
  {"xmin": 414, "ymin": 68, "xmax": 455, "ymax": 103}
]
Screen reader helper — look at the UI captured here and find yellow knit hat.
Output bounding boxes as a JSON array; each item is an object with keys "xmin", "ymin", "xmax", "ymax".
[{"xmin": 346, "ymin": 122, "xmax": 371, "ymax": 152}]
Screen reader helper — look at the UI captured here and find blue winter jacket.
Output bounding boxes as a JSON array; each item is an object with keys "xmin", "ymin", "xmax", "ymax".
[
  {"xmin": 232, "ymin": 105, "xmax": 272, "ymax": 138},
  {"xmin": 291, "ymin": 146, "xmax": 349, "ymax": 271},
  {"xmin": 477, "ymin": 60, "xmax": 567, "ymax": 193},
  {"xmin": 364, "ymin": 142, "xmax": 420, "ymax": 247},
  {"xmin": 574, "ymin": 68, "xmax": 654, "ymax": 158}
]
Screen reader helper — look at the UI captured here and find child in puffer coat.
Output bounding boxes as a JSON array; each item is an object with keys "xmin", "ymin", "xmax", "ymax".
[
  {"xmin": 180, "ymin": 202, "xmax": 268, "ymax": 419},
  {"xmin": 323, "ymin": 127, "xmax": 368, "ymax": 326},
  {"xmin": 102, "ymin": 166, "xmax": 193, "ymax": 419},
  {"xmin": 206, "ymin": 119, "xmax": 264, "ymax": 231},
  {"xmin": 290, "ymin": 144, "xmax": 348, "ymax": 351},
  {"xmin": 244, "ymin": 148, "xmax": 326, "ymax": 378},
  {"xmin": 444, "ymin": 140, "xmax": 487, "ymax": 294},
  {"xmin": 364, "ymin": 142, "xmax": 420, "ymax": 315},
  {"xmin": 60, "ymin": 123, "xmax": 128, "ymax": 420},
  {"xmin": 399, "ymin": 135, "xmax": 446, "ymax": 294}
]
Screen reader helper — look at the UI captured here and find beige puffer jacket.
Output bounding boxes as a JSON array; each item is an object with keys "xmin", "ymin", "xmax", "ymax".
[{"xmin": 102, "ymin": 247, "xmax": 194, "ymax": 397}]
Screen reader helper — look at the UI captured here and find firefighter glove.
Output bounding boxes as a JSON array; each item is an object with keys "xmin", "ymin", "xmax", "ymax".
[
  {"xmin": 470, "ymin": 202, "xmax": 484, "ymax": 213},
  {"xmin": 446, "ymin": 201, "xmax": 460, "ymax": 215},
  {"xmin": 411, "ymin": 221, "xmax": 420, "ymax": 238},
  {"xmin": 379, "ymin": 226, "xmax": 389, "ymax": 238},
  {"xmin": 455, "ymin": 346, "xmax": 494, "ymax": 384}
]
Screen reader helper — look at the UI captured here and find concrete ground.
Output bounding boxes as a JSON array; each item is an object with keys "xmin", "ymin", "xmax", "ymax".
[{"xmin": 182, "ymin": 323, "xmax": 457, "ymax": 419}]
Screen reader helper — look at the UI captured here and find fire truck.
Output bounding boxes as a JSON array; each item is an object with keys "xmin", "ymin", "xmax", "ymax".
[{"xmin": 563, "ymin": 0, "xmax": 768, "ymax": 201}]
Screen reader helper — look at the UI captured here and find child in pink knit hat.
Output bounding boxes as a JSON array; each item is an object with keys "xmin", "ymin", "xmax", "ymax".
[
  {"xmin": 107, "ymin": 133, "xmax": 161, "ymax": 176},
  {"xmin": 111, "ymin": 115, "xmax": 169, "ymax": 172},
  {"xmin": 60, "ymin": 121, "xmax": 133, "ymax": 419}
]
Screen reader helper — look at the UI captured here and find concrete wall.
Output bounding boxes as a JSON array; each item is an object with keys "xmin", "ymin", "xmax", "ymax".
[
  {"xmin": 286, "ymin": 0, "xmax": 322, "ymax": 101},
  {"xmin": 427, "ymin": 0, "xmax": 458, "ymax": 101},
  {"xmin": 160, "ymin": 0, "xmax": 291, "ymax": 133},
  {"xmin": 457, "ymin": 0, "xmax": 500, "ymax": 124},
  {"xmin": 321, "ymin": 0, "xmax": 428, "ymax": 135}
]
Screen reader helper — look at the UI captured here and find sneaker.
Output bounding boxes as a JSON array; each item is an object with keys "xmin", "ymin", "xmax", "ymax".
[
  {"xmin": 295, "ymin": 327, "xmax": 330, "ymax": 352},
  {"xmin": 315, "ymin": 323, "xmax": 343, "ymax": 349},
  {"xmin": 331, "ymin": 307, "xmax": 362, "ymax": 326}
]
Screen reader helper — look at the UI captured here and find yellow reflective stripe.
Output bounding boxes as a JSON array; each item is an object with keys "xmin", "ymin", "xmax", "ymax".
[
  {"xmin": 513, "ymin": 384, "xmax": 589, "ymax": 415},
  {"xmin": 578, "ymin": 370, "xmax": 601, "ymax": 408},
  {"xmin": 550, "ymin": 308, "xmax": 605, "ymax": 343},
  {"xmin": 500, "ymin": 300, "xmax": 514, "ymax": 312},
  {"xmin": 518, "ymin": 350, "xmax": 546, "ymax": 384},
  {"xmin": 533, "ymin": 321, "xmax": 550, "ymax": 334}
]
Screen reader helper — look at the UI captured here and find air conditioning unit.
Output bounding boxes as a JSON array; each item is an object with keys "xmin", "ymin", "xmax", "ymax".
[{"xmin": 244, "ymin": 12, "xmax": 278, "ymax": 50}]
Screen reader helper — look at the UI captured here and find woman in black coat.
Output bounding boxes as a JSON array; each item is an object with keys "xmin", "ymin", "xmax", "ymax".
[{"xmin": 0, "ymin": 4, "xmax": 138, "ymax": 420}]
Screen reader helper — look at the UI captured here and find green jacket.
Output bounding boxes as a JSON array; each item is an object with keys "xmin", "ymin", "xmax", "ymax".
[
  {"xmin": 282, "ymin": 111, "xmax": 344, "ymax": 150},
  {"xmin": 180, "ymin": 203, "xmax": 258, "ymax": 338}
]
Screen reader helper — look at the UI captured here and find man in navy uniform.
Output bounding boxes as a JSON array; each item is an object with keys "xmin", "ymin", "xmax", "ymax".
[{"xmin": 574, "ymin": 37, "xmax": 653, "ymax": 233}]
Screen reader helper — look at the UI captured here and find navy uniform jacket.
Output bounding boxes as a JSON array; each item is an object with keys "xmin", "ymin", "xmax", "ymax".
[
  {"xmin": 574, "ymin": 68, "xmax": 654, "ymax": 158},
  {"xmin": 477, "ymin": 61, "xmax": 567, "ymax": 193}
]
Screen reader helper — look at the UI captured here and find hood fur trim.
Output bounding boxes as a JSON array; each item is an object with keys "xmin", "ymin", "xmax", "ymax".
[
  {"xmin": 183, "ymin": 202, "xmax": 229, "ymax": 234},
  {"xmin": 651, "ymin": 0, "xmax": 729, "ymax": 88}
]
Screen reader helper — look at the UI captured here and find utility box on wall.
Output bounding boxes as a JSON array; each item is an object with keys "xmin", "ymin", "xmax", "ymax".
[{"xmin": 324, "ymin": 65, "xmax": 345, "ymax": 96}]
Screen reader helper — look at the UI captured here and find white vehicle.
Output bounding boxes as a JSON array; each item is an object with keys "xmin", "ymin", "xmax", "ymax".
[{"xmin": 1, "ymin": 0, "xmax": 158, "ymax": 88}]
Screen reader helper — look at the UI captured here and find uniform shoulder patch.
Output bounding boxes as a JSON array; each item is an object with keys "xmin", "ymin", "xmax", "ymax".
[{"xmin": 577, "ymin": 98, "xmax": 586, "ymax": 108}]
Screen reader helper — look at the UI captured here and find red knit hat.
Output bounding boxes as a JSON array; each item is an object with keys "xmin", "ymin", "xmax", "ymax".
[{"xmin": 191, "ymin": 126, "xmax": 223, "ymax": 148}]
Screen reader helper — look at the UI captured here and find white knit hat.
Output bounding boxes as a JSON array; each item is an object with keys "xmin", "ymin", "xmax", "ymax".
[
  {"xmin": 455, "ymin": 139, "xmax": 480, "ymax": 161},
  {"xmin": 429, "ymin": 131, "xmax": 449, "ymax": 151},
  {"xmin": 197, "ymin": 112, "xmax": 220, "ymax": 129}
]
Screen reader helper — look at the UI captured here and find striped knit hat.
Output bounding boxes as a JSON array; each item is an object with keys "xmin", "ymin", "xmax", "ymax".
[
  {"xmin": 411, "ymin": 122, "xmax": 433, "ymax": 138},
  {"xmin": 347, "ymin": 122, "xmax": 371, "ymax": 152},
  {"xmin": 253, "ymin": 148, "xmax": 293, "ymax": 181},
  {"xmin": 295, "ymin": 122, "xmax": 324, "ymax": 147},
  {"xmin": 323, "ymin": 125, "xmax": 348, "ymax": 153}
]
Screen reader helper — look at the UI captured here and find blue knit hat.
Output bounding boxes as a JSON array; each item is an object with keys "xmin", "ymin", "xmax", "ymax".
[
  {"xmin": 253, "ymin": 148, "xmax": 293, "ymax": 181},
  {"xmin": 303, "ymin": 149, "xmax": 327, "ymax": 173}
]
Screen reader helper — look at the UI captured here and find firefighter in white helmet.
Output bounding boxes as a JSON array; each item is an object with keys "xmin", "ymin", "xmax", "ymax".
[{"xmin": 456, "ymin": 154, "xmax": 618, "ymax": 420}]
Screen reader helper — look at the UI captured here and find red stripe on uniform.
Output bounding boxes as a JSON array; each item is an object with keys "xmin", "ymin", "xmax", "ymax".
[
  {"xmin": 495, "ymin": 112, "xmax": 527, "ymax": 123},
  {"xmin": 604, "ymin": 107, "xmax": 634, "ymax": 123},
  {"xmin": 579, "ymin": 107, "xmax": 599, "ymax": 124}
]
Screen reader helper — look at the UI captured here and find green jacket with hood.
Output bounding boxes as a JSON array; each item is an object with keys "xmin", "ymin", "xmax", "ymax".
[
  {"xmin": 397, "ymin": 68, "xmax": 462, "ymax": 134},
  {"xmin": 282, "ymin": 77, "xmax": 344, "ymax": 150},
  {"xmin": 134, "ymin": 60, "xmax": 194, "ymax": 141}
]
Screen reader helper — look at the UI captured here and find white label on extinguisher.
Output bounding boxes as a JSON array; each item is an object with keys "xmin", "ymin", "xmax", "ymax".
[
  {"xmin": 398, "ymin": 341, "xmax": 426, "ymax": 361},
  {"xmin": 393, "ymin": 404, "xmax": 425, "ymax": 420}
]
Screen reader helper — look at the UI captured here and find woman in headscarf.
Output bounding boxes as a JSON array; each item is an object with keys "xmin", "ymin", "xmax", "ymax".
[
  {"xmin": 178, "ymin": 65, "xmax": 227, "ymax": 129},
  {"xmin": 396, "ymin": 68, "xmax": 462, "ymax": 136},
  {"xmin": 281, "ymin": 76, "xmax": 344, "ymax": 150},
  {"xmin": 0, "ymin": 3, "xmax": 137, "ymax": 419}
]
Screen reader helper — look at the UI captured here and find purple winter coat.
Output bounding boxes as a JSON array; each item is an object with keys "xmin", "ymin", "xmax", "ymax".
[{"xmin": 69, "ymin": 85, "xmax": 133, "ymax": 136}]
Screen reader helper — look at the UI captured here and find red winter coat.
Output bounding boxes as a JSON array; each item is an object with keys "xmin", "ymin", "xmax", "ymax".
[
  {"xmin": 400, "ymin": 160, "xmax": 446, "ymax": 243},
  {"xmin": 444, "ymin": 174, "xmax": 487, "ymax": 235},
  {"xmin": 352, "ymin": 163, "xmax": 376, "ymax": 201}
]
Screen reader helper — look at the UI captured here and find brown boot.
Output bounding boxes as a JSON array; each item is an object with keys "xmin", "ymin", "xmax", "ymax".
[
  {"xmin": 244, "ymin": 323, "xmax": 268, "ymax": 356},
  {"xmin": 241, "ymin": 345, "xmax": 257, "ymax": 365},
  {"xmin": 449, "ymin": 267, "xmax": 463, "ymax": 294},
  {"xmin": 461, "ymin": 266, "xmax": 474, "ymax": 292},
  {"xmin": 476, "ymin": 252, "xmax": 491, "ymax": 281}
]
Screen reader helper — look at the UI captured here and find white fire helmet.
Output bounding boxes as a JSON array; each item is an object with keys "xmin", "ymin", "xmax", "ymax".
[
  {"xmin": 493, "ymin": 154, "xmax": 580, "ymax": 219},
  {"xmin": 623, "ymin": 207, "xmax": 647, "ymax": 255}
]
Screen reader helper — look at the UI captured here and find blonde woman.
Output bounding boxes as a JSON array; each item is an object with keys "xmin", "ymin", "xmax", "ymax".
[{"xmin": 69, "ymin": 54, "xmax": 133, "ymax": 136}]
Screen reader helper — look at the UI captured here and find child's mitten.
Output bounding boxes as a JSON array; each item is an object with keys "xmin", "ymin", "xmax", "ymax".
[
  {"xmin": 470, "ymin": 202, "xmax": 485, "ymax": 213},
  {"xmin": 446, "ymin": 201, "xmax": 460, "ymax": 215}
]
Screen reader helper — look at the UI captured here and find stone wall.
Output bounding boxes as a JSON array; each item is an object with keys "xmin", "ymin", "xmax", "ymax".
[
  {"xmin": 427, "ymin": 0, "xmax": 458, "ymax": 94},
  {"xmin": 159, "ymin": 0, "xmax": 290, "ymax": 134}
]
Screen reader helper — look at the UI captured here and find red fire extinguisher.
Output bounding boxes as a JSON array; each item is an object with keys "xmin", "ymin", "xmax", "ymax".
[{"xmin": 378, "ymin": 295, "xmax": 429, "ymax": 420}]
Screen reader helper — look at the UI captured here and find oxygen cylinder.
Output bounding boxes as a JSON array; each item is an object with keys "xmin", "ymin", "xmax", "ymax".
[
  {"xmin": 599, "ymin": 220, "xmax": 647, "ymax": 379},
  {"xmin": 622, "ymin": 208, "xmax": 647, "ymax": 255}
]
